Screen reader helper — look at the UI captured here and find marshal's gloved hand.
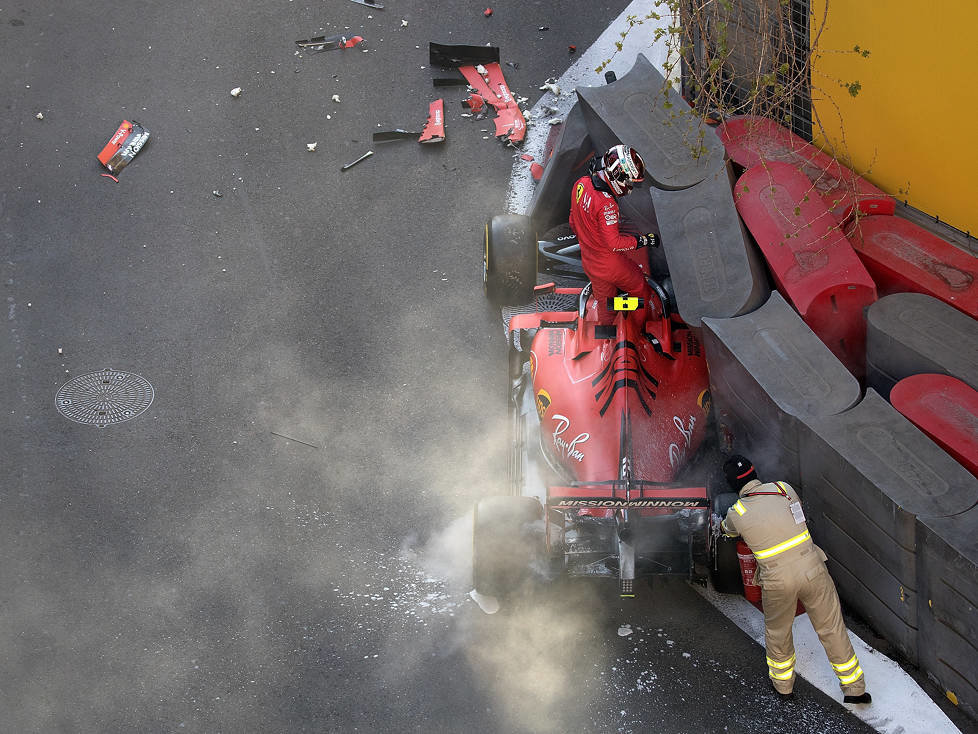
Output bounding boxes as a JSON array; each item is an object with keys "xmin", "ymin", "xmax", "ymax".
[{"xmin": 635, "ymin": 233, "xmax": 658, "ymax": 249}]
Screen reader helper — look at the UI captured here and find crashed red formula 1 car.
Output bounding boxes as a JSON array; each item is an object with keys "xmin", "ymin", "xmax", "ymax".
[
  {"xmin": 472, "ymin": 55, "xmax": 760, "ymax": 600},
  {"xmin": 476, "ymin": 214, "xmax": 737, "ymax": 599}
]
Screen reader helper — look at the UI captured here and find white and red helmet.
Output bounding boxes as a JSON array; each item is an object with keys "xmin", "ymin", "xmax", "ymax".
[{"xmin": 596, "ymin": 144, "xmax": 646, "ymax": 196}]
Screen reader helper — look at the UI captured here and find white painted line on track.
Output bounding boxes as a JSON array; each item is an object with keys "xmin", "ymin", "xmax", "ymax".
[
  {"xmin": 695, "ymin": 583, "xmax": 960, "ymax": 734},
  {"xmin": 506, "ymin": 0, "xmax": 668, "ymax": 215},
  {"xmin": 502, "ymin": 2, "xmax": 966, "ymax": 731}
]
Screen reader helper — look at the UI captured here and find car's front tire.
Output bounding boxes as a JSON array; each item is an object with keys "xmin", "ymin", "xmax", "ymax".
[{"xmin": 484, "ymin": 214, "xmax": 537, "ymax": 306}]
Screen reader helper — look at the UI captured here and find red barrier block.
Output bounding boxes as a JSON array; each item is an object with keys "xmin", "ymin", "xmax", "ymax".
[
  {"xmin": 848, "ymin": 214, "xmax": 978, "ymax": 318},
  {"xmin": 718, "ymin": 115, "xmax": 890, "ymax": 220},
  {"xmin": 736, "ymin": 161, "xmax": 877, "ymax": 375},
  {"xmin": 891, "ymin": 373, "xmax": 978, "ymax": 478}
]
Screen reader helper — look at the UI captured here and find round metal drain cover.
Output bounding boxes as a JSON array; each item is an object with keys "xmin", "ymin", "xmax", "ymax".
[{"xmin": 56, "ymin": 369, "xmax": 155, "ymax": 427}]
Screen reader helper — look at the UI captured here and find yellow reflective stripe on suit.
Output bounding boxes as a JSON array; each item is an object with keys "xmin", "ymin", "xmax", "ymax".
[
  {"xmin": 838, "ymin": 666, "xmax": 864, "ymax": 685},
  {"xmin": 732, "ymin": 500, "xmax": 746, "ymax": 516},
  {"xmin": 753, "ymin": 530, "xmax": 811, "ymax": 559},
  {"xmin": 832, "ymin": 654, "xmax": 859, "ymax": 673},
  {"xmin": 767, "ymin": 654, "xmax": 795, "ymax": 680}
]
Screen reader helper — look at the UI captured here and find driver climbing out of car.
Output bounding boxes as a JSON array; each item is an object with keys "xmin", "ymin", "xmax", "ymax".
[
  {"xmin": 720, "ymin": 455, "xmax": 872, "ymax": 705},
  {"xmin": 568, "ymin": 143, "xmax": 658, "ymax": 327}
]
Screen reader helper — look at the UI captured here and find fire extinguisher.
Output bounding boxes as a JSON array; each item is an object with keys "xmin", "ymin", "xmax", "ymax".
[{"xmin": 736, "ymin": 540, "xmax": 762, "ymax": 604}]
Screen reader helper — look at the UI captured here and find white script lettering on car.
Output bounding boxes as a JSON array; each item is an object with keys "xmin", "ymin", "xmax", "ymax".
[
  {"xmin": 668, "ymin": 414, "xmax": 696, "ymax": 468},
  {"xmin": 552, "ymin": 414, "xmax": 589, "ymax": 462}
]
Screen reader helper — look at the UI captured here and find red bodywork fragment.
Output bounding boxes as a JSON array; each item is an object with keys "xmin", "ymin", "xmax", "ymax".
[
  {"xmin": 463, "ymin": 93, "xmax": 485, "ymax": 113},
  {"xmin": 97, "ymin": 120, "xmax": 150, "ymax": 174},
  {"xmin": 484, "ymin": 7, "xmax": 493, "ymax": 16},
  {"xmin": 458, "ymin": 63, "xmax": 526, "ymax": 144},
  {"xmin": 530, "ymin": 162, "xmax": 544, "ymax": 180},
  {"xmin": 419, "ymin": 99, "xmax": 445, "ymax": 144}
]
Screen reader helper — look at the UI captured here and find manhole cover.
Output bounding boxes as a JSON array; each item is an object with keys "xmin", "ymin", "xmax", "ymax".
[{"xmin": 56, "ymin": 369, "xmax": 154, "ymax": 427}]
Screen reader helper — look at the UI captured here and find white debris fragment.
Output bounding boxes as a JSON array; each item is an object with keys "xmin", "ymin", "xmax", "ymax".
[
  {"xmin": 35, "ymin": 112, "xmax": 44, "ymax": 120},
  {"xmin": 306, "ymin": 142, "xmax": 318, "ymax": 152},
  {"xmin": 401, "ymin": 19, "xmax": 408, "ymax": 27},
  {"xmin": 547, "ymin": 118, "xmax": 562, "ymax": 125},
  {"xmin": 469, "ymin": 589, "xmax": 499, "ymax": 614},
  {"xmin": 57, "ymin": 347, "xmax": 63, "ymax": 354},
  {"xmin": 617, "ymin": 624, "xmax": 633, "ymax": 637},
  {"xmin": 539, "ymin": 80, "xmax": 561, "ymax": 96},
  {"xmin": 331, "ymin": 94, "xmax": 341, "ymax": 103},
  {"xmin": 475, "ymin": 64, "xmax": 487, "ymax": 75},
  {"xmin": 230, "ymin": 87, "xmax": 242, "ymax": 97}
]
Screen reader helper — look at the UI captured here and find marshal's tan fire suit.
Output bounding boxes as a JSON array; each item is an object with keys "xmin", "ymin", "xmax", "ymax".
[{"xmin": 722, "ymin": 479, "xmax": 866, "ymax": 696}]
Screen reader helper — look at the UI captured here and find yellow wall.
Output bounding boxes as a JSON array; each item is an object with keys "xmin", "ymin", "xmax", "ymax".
[{"xmin": 810, "ymin": 0, "xmax": 978, "ymax": 235}]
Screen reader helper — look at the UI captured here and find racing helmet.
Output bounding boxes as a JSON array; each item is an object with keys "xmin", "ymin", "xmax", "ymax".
[{"xmin": 596, "ymin": 144, "xmax": 646, "ymax": 196}]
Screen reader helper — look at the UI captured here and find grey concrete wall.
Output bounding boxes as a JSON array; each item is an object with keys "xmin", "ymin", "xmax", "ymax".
[
  {"xmin": 702, "ymin": 291, "xmax": 861, "ymax": 489},
  {"xmin": 799, "ymin": 389, "xmax": 978, "ymax": 664},
  {"xmin": 866, "ymin": 292, "xmax": 978, "ymax": 398}
]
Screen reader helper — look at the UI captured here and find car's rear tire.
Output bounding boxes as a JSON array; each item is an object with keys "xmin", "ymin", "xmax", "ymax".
[
  {"xmin": 710, "ymin": 492, "xmax": 745, "ymax": 594},
  {"xmin": 473, "ymin": 496, "xmax": 544, "ymax": 598},
  {"xmin": 484, "ymin": 214, "xmax": 537, "ymax": 306}
]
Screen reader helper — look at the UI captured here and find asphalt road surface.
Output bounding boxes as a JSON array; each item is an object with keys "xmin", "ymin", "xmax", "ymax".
[{"xmin": 0, "ymin": 1, "xmax": 888, "ymax": 732}]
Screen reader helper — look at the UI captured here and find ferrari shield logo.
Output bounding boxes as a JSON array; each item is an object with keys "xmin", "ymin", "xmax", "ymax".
[
  {"xmin": 535, "ymin": 389, "xmax": 552, "ymax": 418},
  {"xmin": 575, "ymin": 182, "xmax": 585, "ymax": 203}
]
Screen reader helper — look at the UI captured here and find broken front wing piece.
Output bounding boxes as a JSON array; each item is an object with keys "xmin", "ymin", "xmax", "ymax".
[{"xmin": 97, "ymin": 120, "xmax": 150, "ymax": 174}]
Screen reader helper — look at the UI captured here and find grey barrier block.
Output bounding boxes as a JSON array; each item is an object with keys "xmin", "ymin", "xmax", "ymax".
[
  {"xmin": 867, "ymin": 292, "xmax": 978, "ymax": 399},
  {"xmin": 651, "ymin": 168, "xmax": 769, "ymax": 326},
  {"xmin": 800, "ymin": 389, "xmax": 978, "ymax": 663},
  {"xmin": 702, "ymin": 291, "xmax": 861, "ymax": 488},
  {"xmin": 576, "ymin": 53, "xmax": 726, "ymax": 191},
  {"xmin": 526, "ymin": 103, "xmax": 594, "ymax": 236},
  {"xmin": 917, "ymin": 511, "xmax": 978, "ymax": 721}
]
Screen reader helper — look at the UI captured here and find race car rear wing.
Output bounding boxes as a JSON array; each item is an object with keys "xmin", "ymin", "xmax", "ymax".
[{"xmin": 547, "ymin": 481, "xmax": 708, "ymax": 509}]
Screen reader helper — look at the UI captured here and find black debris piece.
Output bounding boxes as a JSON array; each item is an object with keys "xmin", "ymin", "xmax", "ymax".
[
  {"xmin": 295, "ymin": 34, "xmax": 363, "ymax": 53},
  {"xmin": 373, "ymin": 129, "xmax": 420, "ymax": 142},
  {"xmin": 433, "ymin": 76, "xmax": 469, "ymax": 87},
  {"xmin": 349, "ymin": 0, "xmax": 384, "ymax": 7},
  {"xmin": 429, "ymin": 42, "xmax": 500, "ymax": 68},
  {"xmin": 538, "ymin": 26, "xmax": 550, "ymax": 31},
  {"xmin": 505, "ymin": 61, "xmax": 519, "ymax": 70}
]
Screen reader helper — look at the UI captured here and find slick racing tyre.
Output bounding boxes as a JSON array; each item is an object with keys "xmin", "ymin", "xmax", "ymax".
[
  {"xmin": 484, "ymin": 214, "xmax": 537, "ymax": 306},
  {"xmin": 473, "ymin": 496, "xmax": 544, "ymax": 598},
  {"xmin": 710, "ymin": 492, "xmax": 745, "ymax": 594}
]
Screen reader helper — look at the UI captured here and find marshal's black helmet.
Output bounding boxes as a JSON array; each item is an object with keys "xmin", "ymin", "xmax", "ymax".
[{"xmin": 723, "ymin": 454, "xmax": 758, "ymax": 491}]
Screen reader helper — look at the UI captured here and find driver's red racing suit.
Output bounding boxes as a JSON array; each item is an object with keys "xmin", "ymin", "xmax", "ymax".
[{"xmin": 568, "ymin": 174, "xmax": 652, "ymax": 326}]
